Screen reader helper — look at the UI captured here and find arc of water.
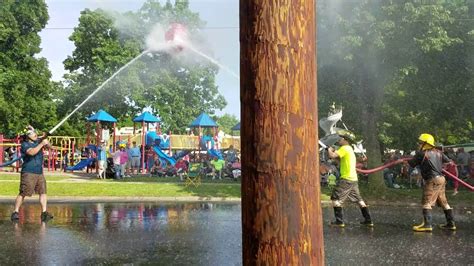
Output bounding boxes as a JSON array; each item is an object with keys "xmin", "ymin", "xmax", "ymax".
[
  {"xmin": 49, "ymin": 50, "xmax": 149, "ymax": 135},
  {"xmin": 186, "ymin": 45, "xmax": 240, "ymax": 80}
]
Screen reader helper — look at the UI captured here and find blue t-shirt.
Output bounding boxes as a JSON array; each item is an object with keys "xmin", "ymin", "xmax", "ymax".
[
  {"xmin": 21, "ymin": 141, "xmax": 43, "ymax": 174},
  {"xmin": 97, "ymin": 146, "xmax": 107, "ymax": 161},
  {"xmin": 129, "ymin": 147, "xmax": 141, "ymax": 157}
]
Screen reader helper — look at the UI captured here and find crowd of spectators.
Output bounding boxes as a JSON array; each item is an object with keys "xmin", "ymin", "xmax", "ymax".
[{"xmin": 99, "ymin": 143, "xmax": 242, "ymax": 181}]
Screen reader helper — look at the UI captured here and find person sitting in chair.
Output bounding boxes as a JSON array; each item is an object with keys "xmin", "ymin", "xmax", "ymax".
[
  {"xmin": 151, "ymin": 157, "xmax": 166, "ymax": 177},
  {"xmin": 231, "ymin": 158, "xmax": 241, "ymax": 179},
  {"xmin": 210, "ymin": 156, "xmax": 225, "ymax": 180},
  {"xmin": 175, "ymin": 158, "xmax": 188, "ymax": 181}
]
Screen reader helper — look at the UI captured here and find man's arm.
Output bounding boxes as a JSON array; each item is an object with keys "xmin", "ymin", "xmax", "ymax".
[
  {"xmin": 327, "ymin": 147, "xmax": 339, "ymax": 159},
  {"xmin": 25, "ymin": 139, "xmax": 49, "ymax": 156},
  {"xmin": 408, "ymin": 152, "xmax": 422, "ymax": 168},
  {"xmin": 441, "ymin": 152, "xmax": 453, "ymax": 164}
]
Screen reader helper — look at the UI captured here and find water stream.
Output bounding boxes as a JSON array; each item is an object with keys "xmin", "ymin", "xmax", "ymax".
[
  {"xmin": 187, "ymin": 45, "xmax": 240, "ymax": 80},
  {"xmin": 49, "ymin": 50, "xmax": 149, "ymax": 134}
]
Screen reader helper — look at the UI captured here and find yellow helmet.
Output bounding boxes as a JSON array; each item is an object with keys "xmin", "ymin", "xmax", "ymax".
[
  {"xmin": 418, "ymin": 133, "xmax": 435, "ymax": 146},
  {"xmin": 119, "ymin": 143, "xmax": 126, "ymax": 148}
]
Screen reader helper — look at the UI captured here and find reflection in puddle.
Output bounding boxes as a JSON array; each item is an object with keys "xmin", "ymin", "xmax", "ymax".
[
  {"xmin": 0, "ymin": 203, "xmax": 472, "ymax": 264},
  {"xmin": 0, "ymin": 203, "xmax": 241, "ymax": 265}
]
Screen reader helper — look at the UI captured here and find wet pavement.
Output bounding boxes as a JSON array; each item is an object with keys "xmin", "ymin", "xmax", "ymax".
[{"xmin": 0, "ymin": 202, "xmax": 472, "ymax": 265}]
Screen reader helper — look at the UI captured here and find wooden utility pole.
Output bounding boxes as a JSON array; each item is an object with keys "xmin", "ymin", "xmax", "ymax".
[{"xmin": 240, "ymin": 0, "xmax": 324, "ymax": 264}]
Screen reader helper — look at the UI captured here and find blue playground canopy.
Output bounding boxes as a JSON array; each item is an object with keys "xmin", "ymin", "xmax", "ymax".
[
  {"xmin": 189, "ymin": 112, "xmax": 217, "ymax": 128},
  {"xmin": 231, "ymin": 122, "xmax": 240, "ymax": 131},
  {"xmin": 133, "ymin": 111, "xmax": 161, "ymax": 123},
  {"xmin": 87, "ymin": 109, "xmax": 117, "ymax": 123}
]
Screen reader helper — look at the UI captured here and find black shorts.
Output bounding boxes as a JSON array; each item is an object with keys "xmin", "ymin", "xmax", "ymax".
[{"xmin": 330, "ymin": 179, "xmax": 363, "ymax": 203}]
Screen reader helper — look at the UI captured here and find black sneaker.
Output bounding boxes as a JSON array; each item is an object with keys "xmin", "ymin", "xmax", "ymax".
[
  {"xmin": 41, "ymin": 211, "xmax": 53, "ymax": 222},
  {"xmin": 11, "ymin": 212, "xmax": 19, "ymax": 221}
]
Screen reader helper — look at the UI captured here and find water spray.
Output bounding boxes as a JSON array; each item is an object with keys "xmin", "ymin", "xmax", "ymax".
[
  {"xmin": 50, "ymin": 23, "xmax": 238, "ymax": 135},
  {"xmin": 49, "ymin": 50, "xmax": 149, "ymax": 135},
  {"xmin": 164, "ymin": 23, "xmax": 240, "ymax": 80}
]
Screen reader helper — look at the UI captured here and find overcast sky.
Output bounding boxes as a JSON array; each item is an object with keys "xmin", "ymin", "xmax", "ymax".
[{"xmin": 39, "ymin": 0, "xmax": 240, "ymax": 117}]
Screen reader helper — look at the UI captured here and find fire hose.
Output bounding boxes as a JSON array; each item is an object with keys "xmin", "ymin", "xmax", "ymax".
[{"xmin": 356, "ymin": 158, "xmax": 474, "ymax": 191}]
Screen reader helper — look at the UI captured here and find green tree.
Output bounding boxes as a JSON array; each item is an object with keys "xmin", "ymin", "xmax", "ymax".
[
  {"xmin": 59, "ymin": 0, "xmax": 226, "ymax": 135},
  {"xmin": 317, "ymin": 0, "xmax": 473, "ymax": 192},
  {"xmin": 382, "ymin": 1, "xmax": 474, "ymax": 149},
  {"xmin": 0, "ymin": 0, "xmax": 58, "ymax": 136},
  {"xmin": 216, "ymin": 114, "xmax": 239, "ymax": 135}
]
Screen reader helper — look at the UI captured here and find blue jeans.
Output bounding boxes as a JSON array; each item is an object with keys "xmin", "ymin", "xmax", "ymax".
[
  {"xmin": 114, "ymin": 164, "xmax": 122, "ymax": 179},
  {"xmin": 147, "ymin": 157, "xmax": 154, "ymax": 173}
]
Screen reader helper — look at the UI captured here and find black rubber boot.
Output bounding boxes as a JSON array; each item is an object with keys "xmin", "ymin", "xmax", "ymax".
[
  {"xmin": 360, "ymin": 207, "xmax": 374, "ymax": 227},
  {"xmin": 413, "ymin": 209, "xmax": 432, "ymax": 232},
  {"xmin": 11, "ymin": 212, "xmax": 19, "ymax": 221},
  {"xmin": 439, "ymin": 209, "xmax": 456, "ymax": 230},
  {"xmin": 41, "ymin": 211, "xmax": 53, "ymax": 222},
  {"xmin": 330, "ymin": 207, "xmax": 345, "ymax": 227}
]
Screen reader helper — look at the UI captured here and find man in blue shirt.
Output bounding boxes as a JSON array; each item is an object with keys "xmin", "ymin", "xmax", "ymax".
[
  {"xmin": 97, "ymin": 140, "xmax": 107, "ymax": 179},
  {"xmin": 11, "ymin": 127, "xmax": 53, "ymax": 222},
  {"xmin": 129, "ymin": 141, "xmax": 141, "ymax": 175}
]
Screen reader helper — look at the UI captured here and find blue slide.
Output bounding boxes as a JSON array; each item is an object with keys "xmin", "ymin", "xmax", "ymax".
[
  {"xmin": 208, "ymin": 148, "xmax": 223, "ymax": 160},
  {"xmin": 66, "ymin": 158, "xmax": 95, "ymax": 171},
  {"xmin": 152, "ymin": 146, "xmax": 176, "ymax": 166},
  {"xmin": 200, "ymin": 135, "xmax": 223, "ymax": 160},
  {"xmin": 0, "ymin": 156, "xmax": 22, "ymax": 167}
]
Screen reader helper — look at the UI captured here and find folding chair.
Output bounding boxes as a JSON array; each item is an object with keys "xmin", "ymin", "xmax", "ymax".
[{"xmin": 184, "ymin": 163, "xmax": 202, "ymax": 187}]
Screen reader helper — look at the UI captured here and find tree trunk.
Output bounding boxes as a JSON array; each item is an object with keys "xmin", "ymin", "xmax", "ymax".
[
  {"xmin": 358, "ymin": 67, "xmax": 386, "ymax": 194},
  {"xmin": 240, "ymin": 0, "xmax": 324, "ymax": 265}
]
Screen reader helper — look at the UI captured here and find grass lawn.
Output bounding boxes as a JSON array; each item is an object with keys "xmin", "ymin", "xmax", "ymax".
[
  {"xmin": 0, "ymin": 174, "xmax": 241, "ymax": 198},
  {"xmin": 0, "ymin": 174, "xmax": 471, "ymax": 204}
]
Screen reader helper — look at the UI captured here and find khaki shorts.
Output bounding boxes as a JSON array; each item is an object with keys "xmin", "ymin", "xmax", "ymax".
[
  {"xmin": 330, "ymin": 179, "xmax": 363, "ymax": 203},
  {"xmin": 131, "ymin": 157, "xmax": 140, "ymax": 168},
  {"xmin": 422, "ymin": 176, "xmax": 449, "ymax": 209},
  {"xmin": 19, "ymin": 172, "xmax": 47, "ymax": 196}
]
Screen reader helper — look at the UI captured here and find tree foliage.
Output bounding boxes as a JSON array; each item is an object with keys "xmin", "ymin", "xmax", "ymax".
[
  {"xmin": 318, "ymin": 0, "xmax": 473, "ymax": 148},
  {"xmin": 216, "ymin": 114, "xmax": 239, "ymax": 135},
  {"xmin": 317, "ymin": 0, "xmax": 474, "ymax": 191},
  {"xmin": 58, "ymin": 0, "xmax": 226, "ymax": 136},
  {"xmin": 0, "ymin": 0, "xmax": 57, "ymax": 137}
]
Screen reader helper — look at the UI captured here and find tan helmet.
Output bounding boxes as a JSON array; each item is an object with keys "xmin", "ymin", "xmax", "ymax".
[{"xmin": 337, "ymin": 129, "xmax": 356, "ymax": 143}]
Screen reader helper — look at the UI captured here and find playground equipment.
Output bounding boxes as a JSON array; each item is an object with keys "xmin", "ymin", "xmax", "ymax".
[
  {"xmin": 87, "ymin": 110, "xmax": 117, "ymax": 148},
  {"xmin": 0, "ymin": 134, "xmax": 77, "ymax": 172},
  {"xmin": 0, "ymin": 110, "xmax": 240, "ymax": 174},
  {"xmin": 0, "ymin": 134, "xmax": 21, "ymax": 171},
  {"xmin": 66, "ymin": 144, "xmax": 98, "ymax": 171},
  {"xmin": 48, "ymin": 136, "xmax": 87, "ymax": 171},
  {"xmin": 64, "ymin": 110, "xmax": 117, "ymax": 172},
  {"xmin": 133, "ymin": 111, "xmax": 161, "ymax": 173},
  {"xmin": 189, "ymin": 112, "xmax": 224, "ymax": 160},
  {"xmin": 146, "ymin": 131, "xmax": 176, "ymax": 166}
]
